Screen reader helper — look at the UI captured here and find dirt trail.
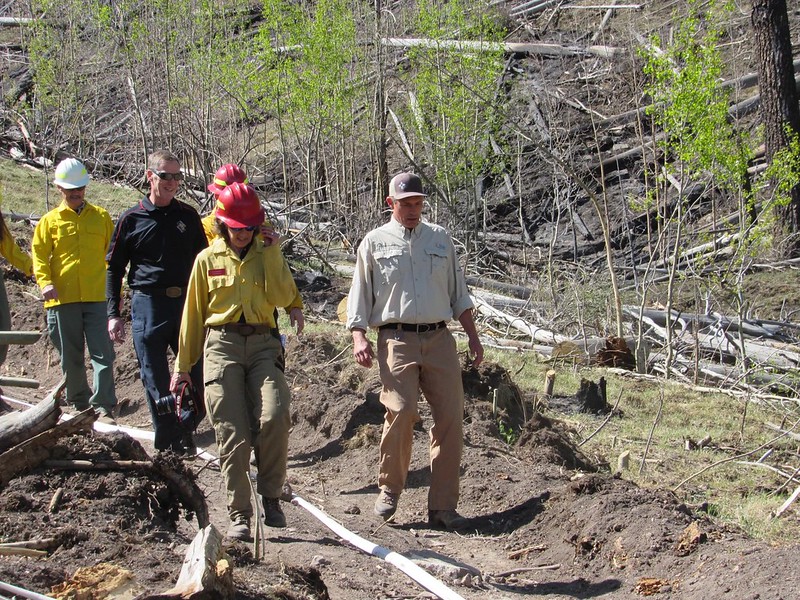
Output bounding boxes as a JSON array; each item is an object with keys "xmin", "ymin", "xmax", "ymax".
[{"xmin": 0, "ymin": 275, "xmax": 797, "ymax": 599}]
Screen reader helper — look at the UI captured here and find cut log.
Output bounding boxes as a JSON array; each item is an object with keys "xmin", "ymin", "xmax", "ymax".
[
  {"xmin": 0, "ymin": 378, "xmax": 65, "ymax": 453},
  {"xmin": 543, "ymin": 370, "xmax": 556, "ymax": 397},
  {"xmin": 141, "ymin": 525, "xmax": 234, "ymax": 599}
]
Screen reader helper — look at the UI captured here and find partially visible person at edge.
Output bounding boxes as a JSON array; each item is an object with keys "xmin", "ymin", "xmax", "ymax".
[
  {"xmin": 346, "ymin": 171, "xmax": 484, "ymax": 531},
  {"xmin": 201, "ymin": 163, "xmax": 304, "ymax": 343},
  {"xmin": 32, "ymin": 158, "xmax": 117, "ymax": 424},
  {"xmin": 170, "ymin": 182, "xmax": 303, "ymax": 541},
  {"xmin": 106, "ymin": 149, "xmax": 208, "ymax": 454},
  {"xmin": 0, "ymin": 203, "xmax": 34, "ymax": 368}
]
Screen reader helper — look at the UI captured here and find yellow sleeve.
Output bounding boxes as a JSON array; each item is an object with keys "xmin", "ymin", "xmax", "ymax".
[
  {"xmin": 202, "ymin": 213, "xmax": 217, "ymax": 245},
  {"xmin": 31, "ymin": 214, "xmax": 54, "ymax": 289},
  {"xmin": 263, "ymin": 244, "xmax": 300, "ymax": 309},
  {"xmin": 285, "ymin": 290, "xmax": 304, "ymax": 312},
  {"xmin": 0, "ymin": 220, "xmax": 33, "ymax": 276},
  {"xmin": 176, "ymin": 253, "xmax": 210, "ymax": 373}
]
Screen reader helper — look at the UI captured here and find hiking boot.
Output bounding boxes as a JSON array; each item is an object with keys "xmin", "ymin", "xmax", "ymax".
[
  {"xmin": 226, "ymin": 516, "xmax": 252, "ymax": 541},
  {"xmin": 374, "ymin": 490, "xmax": 400, "ymax": 520},
  {"xmin": 428, "ymin": 509, "xmax": 469, "ymax": 530},
  {"xmin": 94, "ymin": 408, "xmax": 117, "ymax": 425},
  {"xmin": 262, "ymin": 497, "xmax": 287, "ymax": 528}
]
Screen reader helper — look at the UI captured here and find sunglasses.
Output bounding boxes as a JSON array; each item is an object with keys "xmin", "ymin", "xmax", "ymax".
[
  {"xmin": 151, "ymin": 170, "xmax": 184, "ymax": 181},
  {"xmin": 229, "ymin": 225, "xmax": 257, "ymax": 232}
]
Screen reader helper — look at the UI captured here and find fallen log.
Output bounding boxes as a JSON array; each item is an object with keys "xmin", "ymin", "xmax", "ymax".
[
  {"xmin": 0, "ymin": 378, "xmax": 65, "ymax": 453},
  {"xmin": 141, "ymin": 525, "xmax": 234, "ymax": 600},
  {"xmin": 0, "ymin": 407, "xmax": 94, "ymax": 487},
  {"xmin": 473, "ymin": 295, "xmax": 568, "ymax": 344}
]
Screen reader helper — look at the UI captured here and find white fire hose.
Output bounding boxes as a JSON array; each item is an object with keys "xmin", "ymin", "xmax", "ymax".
[{"xmin": 291, "ymin": 494, "xmax": 466, "ymax": 600}]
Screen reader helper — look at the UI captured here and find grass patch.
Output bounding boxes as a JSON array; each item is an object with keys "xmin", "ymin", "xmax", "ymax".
[{"xmin": 0, "ymin": 158, "xmax": 148, "ymax": 219}]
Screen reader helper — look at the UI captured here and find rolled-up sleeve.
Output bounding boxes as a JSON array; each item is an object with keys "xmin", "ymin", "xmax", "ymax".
[
  {"xmin": 448, "ymin": 237, "xmax": 474, "ymax": 320},
  {"xmin": 346, "ymin": 240, "xmax": 373, "ymax": 331}
]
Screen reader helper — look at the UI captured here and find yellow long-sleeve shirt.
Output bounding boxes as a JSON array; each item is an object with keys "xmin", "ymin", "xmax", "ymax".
[
  {"xmin": 0, "ymin": 220, "xmax": 33, "ymax": 276},
  {"xmin": 176, "ymin": 237, "xmax": 301, "ymax": 372},
  {"xmin": 32, "ymin": 202, "xmax": 113, "ymax": 307},
  {"xmin": 201, "ymin": 211, "xmax": 302, "ymax": 312}
]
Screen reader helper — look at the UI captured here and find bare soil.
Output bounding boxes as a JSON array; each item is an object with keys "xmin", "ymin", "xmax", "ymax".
[{"xmin": 0, "ymin": 259, "xmax": 797, "ymax": 600}]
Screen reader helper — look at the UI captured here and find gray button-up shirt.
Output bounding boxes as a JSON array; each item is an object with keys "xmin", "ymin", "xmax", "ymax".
[{"xmin": 346, "ymin": 217, "xmax": 474, "ymax": 331}]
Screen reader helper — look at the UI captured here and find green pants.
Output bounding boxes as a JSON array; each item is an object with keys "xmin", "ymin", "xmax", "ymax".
[
  {"xmin": 47, "ymin": 302, "xmax": 117, "ymax": 412},
  {"xmin": 204, "ymin": 328, "xmax": 290, "ymax": 521}
]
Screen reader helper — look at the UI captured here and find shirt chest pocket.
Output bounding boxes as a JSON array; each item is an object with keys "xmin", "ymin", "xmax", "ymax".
[
  {"xmin": 425, "ymin": 247, "xmax": 448, "ymax": 276},
  {"xmin": 54, "ymin": 222, "xmax": 77, "ymax": 239},
  {"xmin": 207, "ymin": 274, "xmax": 236, "ymax": 293},
  {"xmin": 373, "ymin": 247, "xmax": 405, "ymax": 285}
]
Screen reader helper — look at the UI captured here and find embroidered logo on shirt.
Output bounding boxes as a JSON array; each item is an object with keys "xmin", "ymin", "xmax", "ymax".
[
  {"xmin": 177, "ymin": 220, "xmax": 187, "ymax": 233},
  {"xmin": 208, "ymin": 268, "xmax": 226, "ymax": 276}
]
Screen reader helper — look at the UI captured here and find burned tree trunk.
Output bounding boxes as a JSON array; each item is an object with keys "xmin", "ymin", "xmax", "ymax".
[{"xmin": 752, "ymin": 0, "xmax": 800, "ymax": 255}]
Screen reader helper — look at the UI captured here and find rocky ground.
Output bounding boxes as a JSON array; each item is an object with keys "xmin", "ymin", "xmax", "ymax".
[{"xmin": 0, "ymin": 261, "xmax": 797, "ymax": 600}]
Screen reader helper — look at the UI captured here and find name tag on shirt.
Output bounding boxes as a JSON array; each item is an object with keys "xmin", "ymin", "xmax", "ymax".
[{"xmin": 208, "ymin": 268, "xmax": 226, "ymax": 276}]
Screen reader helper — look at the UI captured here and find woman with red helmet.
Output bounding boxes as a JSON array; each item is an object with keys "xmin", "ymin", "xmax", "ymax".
[
  {"xmin": 202, "ymin": 163, "xmax": 280, "ymax": 247},
  {"xmin": 171, "ymin": 182, "xmax": 303, "ymax": 541}
]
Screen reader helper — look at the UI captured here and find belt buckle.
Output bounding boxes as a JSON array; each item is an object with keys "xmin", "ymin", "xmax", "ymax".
[
  {"xmin": 239, "ymin": 324, "xmax": 255, "ymax": 336},
  {"xmin": 165, "ymin": 286, "xmax": 182, "ymax": 298}
]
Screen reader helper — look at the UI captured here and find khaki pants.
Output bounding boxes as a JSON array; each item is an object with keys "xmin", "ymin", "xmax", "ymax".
[
  {"xmin": 204, "ymin": 328, "xmax": 290, "ymax": 521},
  {"xmin": 376, "ymin": 327, "xmax": 464, "ymax": 511}
]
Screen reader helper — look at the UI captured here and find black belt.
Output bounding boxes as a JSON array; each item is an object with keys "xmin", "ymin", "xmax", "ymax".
[
  {"xmin": 212, "ymin": 323, "xmax": 279, "ymax": 337},
  {"xmin": 134, "ymin": 286, "xmax": 186, "ymax": 298},
  {"xmin": 378, "ymin": 321, "xmax": 446, "ymax": 333}
]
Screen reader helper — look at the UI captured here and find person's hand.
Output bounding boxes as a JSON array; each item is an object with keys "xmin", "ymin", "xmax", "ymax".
[
  {"xmin": 352, "ymin": 329, "xmax": 374, "ymax": 368},
  {"xmin": 289, "ymin": 307, "xmax": 305, "ymax": 335},
  {"xmin": 170, "ymin": 371, "xmax": 192, "ymax": 395},
  {"xmin": 108, "ymin": 317, "xmax": 126, "ymax": 344},
  {"xmin": 41, "ymin": 284, "xmax": 58, "ymax": 302},
  {"xmin": 468, "ymin": 335, "xmax": 484, "ymax": 368},
  {"xmin": 260, "ymin": 223, "xmax": 280, "ymax": 247}
]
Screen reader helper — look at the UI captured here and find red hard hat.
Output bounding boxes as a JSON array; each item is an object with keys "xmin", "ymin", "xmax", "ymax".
[
  {"xmin": 207, "ymin": 163, "xmax": 248, "ymax": 194},
  {"xmin": 215, "ymin": 182, "xmax": 265, "ymax": 228}
]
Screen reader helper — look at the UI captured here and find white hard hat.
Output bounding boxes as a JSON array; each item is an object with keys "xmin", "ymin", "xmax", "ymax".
[{"xmin": 54, "ymin": 158, "xmax": 90, "ymax": 189}]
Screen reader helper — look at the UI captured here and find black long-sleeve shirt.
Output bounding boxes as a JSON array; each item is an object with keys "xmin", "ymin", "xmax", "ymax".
[{"xmin": 106, "ymin": 196, "xmax": 208, "ymax": 318}]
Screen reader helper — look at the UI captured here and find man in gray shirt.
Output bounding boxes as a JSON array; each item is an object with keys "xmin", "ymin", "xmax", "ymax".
[{"xmin": 347, "ymin": 172, "xmax": 483, "ymax": 530}]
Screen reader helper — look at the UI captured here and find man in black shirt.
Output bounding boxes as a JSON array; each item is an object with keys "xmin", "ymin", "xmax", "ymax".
[{"xmin": 106, "ymin": 149, "xmax": 208, "ymax": 454}]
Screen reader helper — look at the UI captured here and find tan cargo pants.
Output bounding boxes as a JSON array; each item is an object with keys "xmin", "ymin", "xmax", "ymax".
[
  {"xmin": 376, "ymin": 326, "xmax": 464, "ymax": 511},
  {"xmin": 204, "ymin": 328, "xmax": 290, "ymax": 521}
]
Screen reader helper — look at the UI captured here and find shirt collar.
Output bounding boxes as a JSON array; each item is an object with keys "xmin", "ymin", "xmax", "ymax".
[
  {"xmin": 141, "ymin": 196, "xmax": 175, "ymax": 212},
  {"xmin": 388, "ymin": 216, "xmax": 422, "ymax": 239},
  {"xmin": 57, "ymin": 200, "xmax": 90, "ymax": 214}
]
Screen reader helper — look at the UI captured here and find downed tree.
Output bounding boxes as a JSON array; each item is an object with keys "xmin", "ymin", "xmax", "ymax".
[
  {"xmin": 0, "ymin": 406, "xmax": 94, "ymax": 487},
  {"xmin": 0, "ymin": 378, "xmax": 65, "ymax": 453}
]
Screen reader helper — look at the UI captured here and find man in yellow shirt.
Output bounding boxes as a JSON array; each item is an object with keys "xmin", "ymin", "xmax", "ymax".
[{"xmin": 32, "ymin": 158, "xmax": 117, "ymax": 423}]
